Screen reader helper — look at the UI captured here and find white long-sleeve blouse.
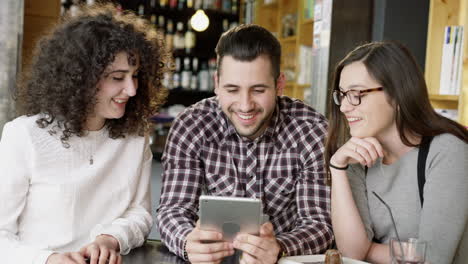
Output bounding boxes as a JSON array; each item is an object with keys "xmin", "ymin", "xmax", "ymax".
[{"xmin": 0, "ymin": 115, "xmax": 153, "ymax": 264}]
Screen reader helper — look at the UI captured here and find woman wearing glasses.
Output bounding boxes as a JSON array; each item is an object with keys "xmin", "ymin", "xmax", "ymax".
[{"xmin": 325, "ymin": 42, "xmax": 468, "ymax": 264}]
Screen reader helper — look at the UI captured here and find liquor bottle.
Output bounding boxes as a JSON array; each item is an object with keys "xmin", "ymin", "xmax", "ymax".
[
  {"xmin": 165, "ymin": 20, "xmax": 174, "ymax": 52},
  {"xmin": 229, "ymin": 21, "xmax": 239, "ymax": 30},
  {"xmin": 199, "ymin": 62, "xmax": 210, "ymax": 91},
  {"xmin": 190, "ymin": 57, "xmax": 199, "ymax": 90},
  {"xmin": 194, "ymin": 0, "xmax": 202, "ymax": 9},
  {"xmin": 163, "ymin": 71, "xmax": 173, "ymax": 89},
  {"xmin": 160, "ymin": 0, "xmax": 168, "ymax": 8},
  {"xmin": 173, "ymin": 22, "xmax": 185, "ymax": 53},
  {"xmin": 232, "ymin": 0, "xmax": 238, "ymax": 14},
  {"xmin": 158, "ymin": 15, "xmax": 166, "ymax": 33},
  {"xmin": 116, "ymin": 4, "xmax": 123, "ymax": 15},
  {"xmin": 150, "ymin": 0, "xmax": 157, "ymax": 9},
  {"xmin": 203, "ymin": 0, "xmax": 212, "ymax": 9},
  {"xmin": 185, "ymin": 21, "xmax": 196, "ymax": 54},
  {"xmin": 181, "ymin": 57, "xmax": 191, "ymax": 90},
  {"xmin": 137, "ymin": 3, "xmax": 145, "ymax": 16},
  {"xmin": 173, "ymin": 57, "xmax": 182, "ymax": 89},
  {"xmin": 150, "ymin": 14, "xmax": 157, "ymax": 26},
  {"xmin": 178, "ymin": 0, "xmax": 186, "ymax": 10},
  {"xmin": 69, "ymin": 3, "xmax": 80, "ymax": 17},
  {"xmin": 222, "ymin": 19, "xmax": 229, "ymax": 32},
  {"xmin": 169, "ymin": 0, "xmax": 177, "ymax": 9},
  {"xmin": 222, "ymin": 0, "xmax": 231, "ymax": 13},
  {"xmin": 86, "ymin": 0, "xmax": 95, "ymax": 6},
  {"xmin": 208, "ymin": 58, "xmax": 217, "ymax": 90},
  {"xmin": 214, "ymin": 0, "xmax": 222, "ymax": 10},
  {"xmin": 187, "ymin": 0, "xmax": 194, "ymax": 8}
]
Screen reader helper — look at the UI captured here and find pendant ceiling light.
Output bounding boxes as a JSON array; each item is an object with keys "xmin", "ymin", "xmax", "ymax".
[{"xmin": 190, "ymin": 9, "xmax": 210, "ymax": 32}]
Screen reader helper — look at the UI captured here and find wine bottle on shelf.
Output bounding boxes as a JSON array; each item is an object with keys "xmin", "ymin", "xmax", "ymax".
[
  {"xmin": 158, "ymin": 15, "xmax": 166, "ymax": 34},
  {"xmin": 181, "ymin": 57, "xmax": 191, "ymax": 90},
  {"xmin": 214, "ymin": 0, "xmax": 222, "ymax": 10},
  {"xmin": 173, "ymin": 22, "xmax": 185, "ymax": 53},
  {"xmin": 185, "ymin": 22, "xmax": 196, "ymax": 54},
  {"xmin": 222, "ymin": 0, "xmax": 231, "ymax": 13},
  {"xmin": 203, "ymin": 0, "xmax": 213, "ymax": 10},
  {"xmin": 173, "ymin": 57, "xmax": 182, "ymax": 89},
  {"xmin": 165, "ymin": 19, "xmax": 175, "ymax": 52},
  {"xmin": 187, "ymin": 0, "xmax": 194, "ymax": 8},
  {"xmin": 199, "ymin": 62, "xmax": 210, "ymax": 91},
  {"xmin": 229, "ymin": 21, "xmax": 239, "ymax": 30},
  {"xmin": 169, "ymin": 0, "xmax": 178, "ymax": 9},
  {"xmin": 137, "ymin": 2, "xmax": 145, "ymax": 16},
  {"xmin": 69, "ymin": 2, "xmax": 80, "ymax": 17},
  {"xmin": 150, "ymin": 0, "xmax": 157, "ymax": 9},
  {"xmin": 232, "ymin": 0, "xmax": 238, "ymax": 14},
  {"xmin": 160, "ymin": 0, "xmax": 168, "ymax": 8},
  {"xmin": 222, "ymin": 19, "xmax": 229, "ymax": 32},
  {"xmin": 178, "ymin": 0, "xmax": 186, "ymax": 10},
  {"xmin": 194, "ymin": 0, "xmax": 202, "ymax": 9},
  {"xmin": 116, "ymin": 3, "xmax": 123, "ymax": 15},
  {"xmin": 190, "ymin": 57, "xmax": 199, "ymax": 90},
  {"xmin": 150, "ymin": 14, "xmax": 157, "ymax": 26},
  {"xmin": 163, "ymin": 70, "xmax": 173, "ymax": 89},
  {"xmin": 208, "ymin": 58, "xmax": 217, "ymax": 90}
]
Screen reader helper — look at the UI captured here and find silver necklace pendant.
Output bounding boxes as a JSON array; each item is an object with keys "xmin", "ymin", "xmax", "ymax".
[{"xmin": 90, "ymin": 155, "xmax": 94, "ymax": 165}]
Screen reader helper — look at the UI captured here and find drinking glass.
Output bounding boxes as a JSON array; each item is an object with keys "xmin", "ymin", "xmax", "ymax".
[{"xmin": 390, "ymin": 238, "xmax": 427, "ymax": 264}]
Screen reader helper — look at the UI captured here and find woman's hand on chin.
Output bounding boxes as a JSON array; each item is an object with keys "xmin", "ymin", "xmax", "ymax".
[{"xmin": 330, "ymin": 137, "xmax": 384, "ymax": 169}]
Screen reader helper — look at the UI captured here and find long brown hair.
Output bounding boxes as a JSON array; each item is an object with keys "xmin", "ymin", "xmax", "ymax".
[{"xmin": 325, "ymin": 41, "xmax": 468, "ymax": 174}]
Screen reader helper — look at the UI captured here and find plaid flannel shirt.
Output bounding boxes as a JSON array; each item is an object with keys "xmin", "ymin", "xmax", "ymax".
[{"xmin": 156, "ymin": 96, "xmax": 333, "ymax": 260}]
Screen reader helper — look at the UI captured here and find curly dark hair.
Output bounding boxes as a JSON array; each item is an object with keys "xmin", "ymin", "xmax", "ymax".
[{"xmin": 17, "ymin": 3, "xmax": 169, "ymax": 146}]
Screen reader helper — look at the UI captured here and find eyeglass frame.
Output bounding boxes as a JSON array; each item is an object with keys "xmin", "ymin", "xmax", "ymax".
[{"xmin": 332, "ymin": 87, "xmax": 384, "ymax": 106}]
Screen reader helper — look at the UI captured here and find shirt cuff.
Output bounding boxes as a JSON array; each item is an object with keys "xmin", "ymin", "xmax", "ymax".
[
  {"xmin": 176, "ymin": 227, "xmax": 193, "ymax": 259},
  {"xmin": 90, "ymin": 224, "xmax": 127, "ymax": 254},
  {"xmin": 276, "ymin": 237, "xmax": 289, "ymax": 256}
]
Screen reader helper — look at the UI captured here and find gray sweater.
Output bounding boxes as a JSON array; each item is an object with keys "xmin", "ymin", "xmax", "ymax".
[{"xmin": 348, "ymin": 133, "xmax": 468, "ymax": 264}]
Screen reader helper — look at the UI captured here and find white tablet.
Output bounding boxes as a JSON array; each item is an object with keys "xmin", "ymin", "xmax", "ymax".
[{"xmin": 199, "ymin": 195, "xmax": 262, "ymax": 242}]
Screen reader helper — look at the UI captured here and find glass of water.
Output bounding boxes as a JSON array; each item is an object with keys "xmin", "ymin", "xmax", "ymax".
[{"xmin": 390, "ymin": 238, "xmax": 426, "ymax": 264}]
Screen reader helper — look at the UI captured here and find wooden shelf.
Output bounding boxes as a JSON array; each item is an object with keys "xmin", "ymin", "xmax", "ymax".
[
  {"xmin": 302, "ymin": 18, "xmax": 314, "ymax": 25},
  {"xmin": 262, "ymin": 1, "xmax": 278, "ymax": 8},
  {"xmin": 425, "ymin": 0, "xmax": 468, "ymax": 125},
  {"xmin": 429, "ymin": 94, "xmax": 459, "ymax": 101},
  {"xmin": 245, "ymin": 0, "xmax": 312, "ymax": 101},
  {"xmin": 280, "ymin": 36, "xmax": 297, "ymax": 43}
]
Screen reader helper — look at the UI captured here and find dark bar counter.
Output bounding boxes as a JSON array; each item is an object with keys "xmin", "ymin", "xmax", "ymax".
[{"xmin": 123, "ymin": 240, "xmax": 186, "ymax": 264}]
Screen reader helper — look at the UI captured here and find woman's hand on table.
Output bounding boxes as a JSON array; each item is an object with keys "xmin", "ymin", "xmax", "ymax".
[
  {"xmin": 46, "ymin": 252, "xmax": 87, "ymax": 264},
  {"xmin": 79, "ymin": 234, "xmax": 122, "ymax": 264}
]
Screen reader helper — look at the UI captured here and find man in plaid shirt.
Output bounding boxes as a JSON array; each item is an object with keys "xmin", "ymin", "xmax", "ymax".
[{"xmin": 157, "ymin": 24, "xmax": 332, "ymax": 264}]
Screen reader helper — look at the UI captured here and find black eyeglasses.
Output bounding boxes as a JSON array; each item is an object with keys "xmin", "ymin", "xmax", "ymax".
[{"xmin": 332, "ymin": 87, "xmax": 383, "ymax": 106}]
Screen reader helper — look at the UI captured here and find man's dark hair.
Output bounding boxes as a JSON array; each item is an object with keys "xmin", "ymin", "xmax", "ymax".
[
  {"xmin": 215, "ymin": 24, "xmax": 281, "ymax": 81},
  {"xmin": 17, "ymin": 3, "xmax": 169, "ymax": 146}
]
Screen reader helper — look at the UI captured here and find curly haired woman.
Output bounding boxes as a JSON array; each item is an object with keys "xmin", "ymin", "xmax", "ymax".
[{"xmin": 0, "ymin": 4, "xmax": 168, "ymax": 264}]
